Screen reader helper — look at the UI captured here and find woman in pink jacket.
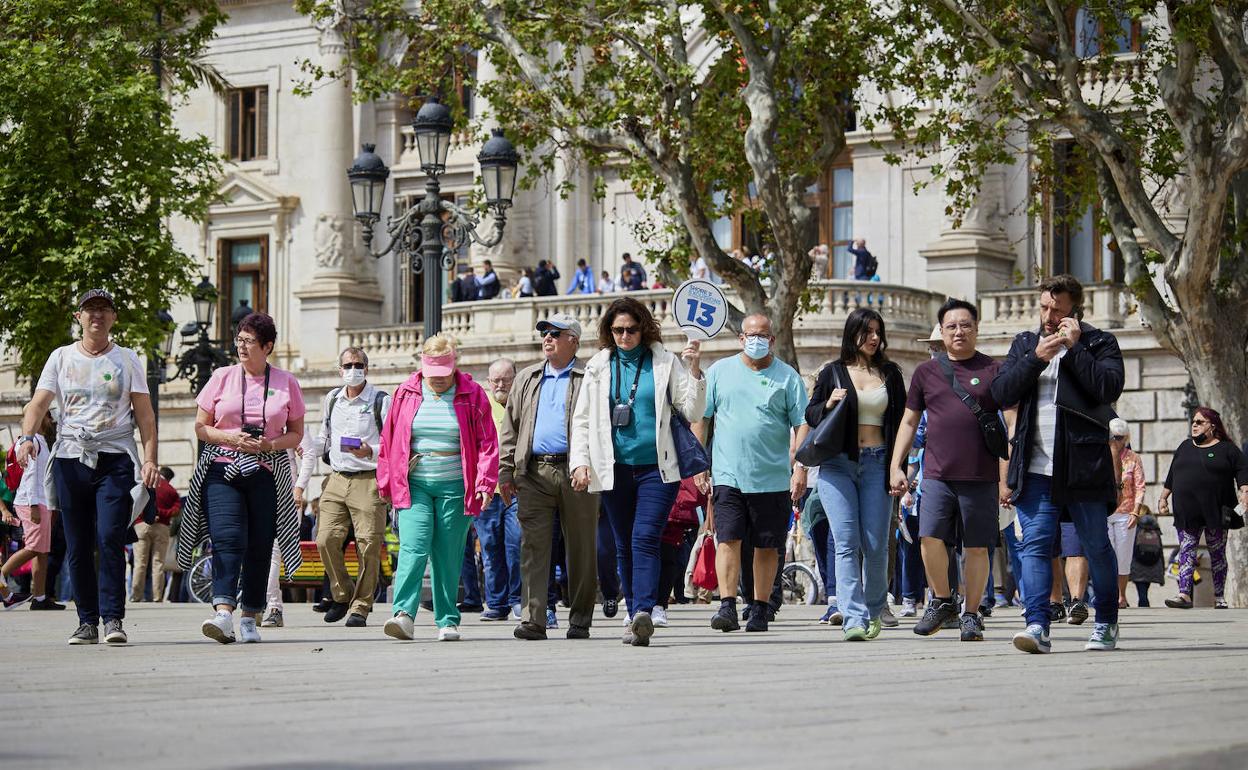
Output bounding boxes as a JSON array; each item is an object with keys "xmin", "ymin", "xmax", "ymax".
[{"xmin": 376, "ymin": 334, "xmax": 499, "ymax": 642}]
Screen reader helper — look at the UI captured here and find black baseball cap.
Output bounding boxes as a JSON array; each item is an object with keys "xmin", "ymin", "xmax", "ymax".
[{"xmin": 78, "ymin": 289, "xmax": 116, "ymax": 310}]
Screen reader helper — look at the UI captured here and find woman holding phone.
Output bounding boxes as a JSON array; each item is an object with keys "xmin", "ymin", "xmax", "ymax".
[{"xmin": 178, "ymin": 313, "xmax": 305, "ymax": 644}]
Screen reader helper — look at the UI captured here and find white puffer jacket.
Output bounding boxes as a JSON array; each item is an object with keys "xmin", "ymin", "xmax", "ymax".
[{"xmin": 570, "ymin": 341, "xmax": 706, "ymax": 492}]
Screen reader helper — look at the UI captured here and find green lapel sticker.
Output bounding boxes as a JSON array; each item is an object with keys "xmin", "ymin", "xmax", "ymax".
[
  {"xmin": 1209, "ymin": 452, "xmax": 1216, "ymax": 458},
  {"xmin": 103, "ymin": 373, "xmax": 112, "ymax": 381},
  {"xmin": 970, "ymin": 377, "xmax": 981, "ymax": 386},
  {"xmin": 268, "ymin": 389, "xmax": 275, "ymax": 396}
]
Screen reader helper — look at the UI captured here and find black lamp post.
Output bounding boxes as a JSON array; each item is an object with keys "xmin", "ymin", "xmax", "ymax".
[
  {"xmin": 146, "ymin": 308, "xmax": 176, "ymax": 425},
  {"xmin": 348, "ymin": 98, "xmax": 520, "ymax": 335},
  {"xmin": 171, "ymin": 276, "xmax": 233, "ymax": 395}
]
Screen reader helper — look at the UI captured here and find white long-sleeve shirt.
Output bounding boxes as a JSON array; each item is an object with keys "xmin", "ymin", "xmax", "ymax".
[{"xmin": 296, "ymin": 382, "xmax": 391, "ymax": 488}]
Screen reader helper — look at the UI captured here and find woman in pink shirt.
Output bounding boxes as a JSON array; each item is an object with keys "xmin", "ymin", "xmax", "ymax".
[
  {"xmin": 1108, "ymin": 418, "xmax": 1145, "ymax": 608},
  {"xmin": 176, "ymin": 313, "xmax": 305, "ymax": 644}
]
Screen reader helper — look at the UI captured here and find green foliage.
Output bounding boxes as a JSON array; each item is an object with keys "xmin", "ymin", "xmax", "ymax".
[{"xmin": 0, "ymin": 0, "xmax": 224, "ymax": 377}]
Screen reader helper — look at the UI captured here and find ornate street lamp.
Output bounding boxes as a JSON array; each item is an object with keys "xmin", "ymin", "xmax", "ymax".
[
  {"xmin": 192, "ymin": 275, "xmax": 217, "ymax": 330},
  {"xmin": 171, "ymin": 278, "xmax": 232, "ymax": 395},
  {"xmin": 347, "ymin": 97, "xmax": 520, "ymax": 336}
]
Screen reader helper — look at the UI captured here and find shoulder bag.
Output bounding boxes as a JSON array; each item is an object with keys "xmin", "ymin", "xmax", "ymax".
[
  {"xmin": 935, "ymin": 353, "xmax": 1009, "ymax": 461},
  {"xmin": 666, "ymin": 372, "xmax": 711, "ymax": 479},
  {"xmin": 795, "ymin": 365, "xmax": 848, "ymax": 467}
]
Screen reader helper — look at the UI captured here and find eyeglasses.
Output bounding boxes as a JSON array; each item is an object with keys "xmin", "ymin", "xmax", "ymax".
[
  {"xmin": 942, "ymin": 322, "xmax": 975, "ymax": 332},
  {"xmin": 1111, "ymin": 435, "xmax": 1127, "ymax": 441},
  {"xmin": 540, "ymin": 329, "xmax": 564, "ymax": 339},
  {"xmin": 743, "ymin": 334, "xmax": 771, "ymax": 342},
  {"xmin": 234, "ymin": 336, "xmax": 259, "ymax": 348},
  {"xmin": 611, "ymin": 326, "xmax": 640, "ymax": 336},
  {"xmin": 340, "ymin": 362, "xmax": 366, "ymax": 370},
  {"xmin": 487, "ymin": 377, "xmax": 514, "ymax": 387}
]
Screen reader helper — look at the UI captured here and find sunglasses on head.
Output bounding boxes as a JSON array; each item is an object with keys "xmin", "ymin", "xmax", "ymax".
[
  {"xmin": 540, "ymin": 329, "xmax": 564, "ymax": 339},
  {"xmin": 611, "ymin": 325, "xmax": 640, "ymax": 336},
  {"xmin": 340, "ymin": 362, "xmax": 366, "ymax": 370}
]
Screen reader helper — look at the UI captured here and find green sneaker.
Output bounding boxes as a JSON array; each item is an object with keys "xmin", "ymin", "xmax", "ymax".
[
  {"xmin": 864, "ymin": 617, "xmax": 882, "ymax": 639},
  {"xmin": 1084, "ymin": 622, "xmax": 1119, "ymax": 651},
  {"xmin": 844, "ymin": 626, "xmax": 868, "ymax": 642}
]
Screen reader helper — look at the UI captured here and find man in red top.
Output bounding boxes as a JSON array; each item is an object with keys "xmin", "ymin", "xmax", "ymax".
[{"xmin": 131, "ymin": 467, "xmax": 181, "ymax": 602}]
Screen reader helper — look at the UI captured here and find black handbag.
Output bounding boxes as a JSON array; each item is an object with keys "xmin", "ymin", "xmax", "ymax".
[
  {"xmin": 666, "ymin": 387, "xmax": 710, "ymax": 479},
  {"xmin": 935, "ymin": 353, "xmax": 1009, "ymax": 461},
  {"xmin": 795, "ymin": 365, "xmax": 849, "ymax": 467},
  {"xmin": 1220, "ymin": 505, "xmax": 1245, "ymax": 530}
]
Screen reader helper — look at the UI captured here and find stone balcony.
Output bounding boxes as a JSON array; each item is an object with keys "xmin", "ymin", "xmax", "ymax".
[{"xmin": 338, "ymin": 280, "xmax": 947, "ymax": 376}]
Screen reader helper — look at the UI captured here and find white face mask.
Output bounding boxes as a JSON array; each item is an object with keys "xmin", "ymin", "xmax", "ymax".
[{"xmin": 342, "ymin": 368, "xmax": 366, "ymax": 386}]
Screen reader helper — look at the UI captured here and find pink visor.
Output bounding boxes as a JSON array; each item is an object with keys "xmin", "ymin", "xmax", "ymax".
[{"xmin": 421, "ymin": 352, "xmax": 456, "ymax": 377}]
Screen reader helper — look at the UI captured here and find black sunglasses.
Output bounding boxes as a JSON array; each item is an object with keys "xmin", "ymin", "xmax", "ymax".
[
  {"xmin": 540, "ymin": 329, "xmax": 564, "ymax": 339},
  {"xmin": 611, "ymin": 326, "xmax": 640, "ymax": 336},
  {"xmin": 340, "ymin": 362, "xmax": 366, "ymax": 370}
]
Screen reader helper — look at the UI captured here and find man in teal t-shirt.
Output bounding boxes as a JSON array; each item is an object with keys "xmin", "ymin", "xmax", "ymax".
[{"xmin": 697, "ymin": 314, "xmax": 808, "ymax": 632}]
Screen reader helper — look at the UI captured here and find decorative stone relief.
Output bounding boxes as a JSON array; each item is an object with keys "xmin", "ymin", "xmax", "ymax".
[{"xmin": 314, "ymin": 213, "xmax": 348, "ymax": 270}]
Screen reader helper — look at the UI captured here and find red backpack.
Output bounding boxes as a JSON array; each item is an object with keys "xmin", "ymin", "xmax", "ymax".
[{"xmin": 4, "ymin": 445, "xmax": 23, "ymax": 492}]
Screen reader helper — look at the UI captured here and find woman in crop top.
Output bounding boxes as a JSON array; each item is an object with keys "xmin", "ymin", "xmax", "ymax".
[{"xmin": 805, "ymin": 308, "xmax": 906, "ymax": 641}]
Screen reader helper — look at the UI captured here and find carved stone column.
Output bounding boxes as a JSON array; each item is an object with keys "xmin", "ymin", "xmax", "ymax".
[{"xmin": 918, "ymin": 167, "xmax": 1016, "ymax": 299}]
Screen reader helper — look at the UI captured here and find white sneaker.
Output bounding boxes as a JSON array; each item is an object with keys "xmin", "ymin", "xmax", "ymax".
[
  {"xmin": 239, "ymin": 617, "xmax": 262, "ymax": 643},
  {"xmin": 622, "ymin": 614, "xmax": 632, "ymax": 627},
  {"xmin": 438, "ymin": 625, "xmax": 461, "ymax": 641},
  {"xmin": 510, "ymin": 604, "xmax": 522, "ymax": 621},
  {"xmin": 900, "ymin": 598, "xmax": 918, "ymax": 618},
  {"xmin": 201, "ymin": 610, "xmax": 235, "ymax": 644},
  {"xmin": 384, "ymin": 612, "xmax": 415, "ymax": 641},
  {"xmin": 652, "ymin": 606, "xmax": 669, "ymax": 627}
]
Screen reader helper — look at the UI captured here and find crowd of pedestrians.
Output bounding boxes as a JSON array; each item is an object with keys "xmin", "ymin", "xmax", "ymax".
[{"xmin": 6, "ymin": 274, "xmax": 1247, "ymax": 654}]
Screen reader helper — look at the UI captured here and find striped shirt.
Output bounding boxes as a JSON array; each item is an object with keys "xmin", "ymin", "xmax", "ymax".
[{"xmin": 410, "ymin": 384, "xmax": 463, "ymax": 482}]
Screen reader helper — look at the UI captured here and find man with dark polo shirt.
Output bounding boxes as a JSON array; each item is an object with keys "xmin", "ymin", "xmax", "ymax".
[
  {"xmin": 695, "ymin": 314, "xmax": 808, "ymax": 633},
  {"xmin": 891, "ymin": 299, "xmax": 1010, "ymax": 642}
]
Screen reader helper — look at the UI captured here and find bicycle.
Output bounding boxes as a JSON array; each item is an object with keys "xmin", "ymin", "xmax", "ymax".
[{"xmin": 780, "ymin": 516, "xmax": 824, "ymax": 605}]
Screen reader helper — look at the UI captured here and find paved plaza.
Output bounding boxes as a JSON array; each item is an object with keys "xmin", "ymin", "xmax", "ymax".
[{"xmin": 3, "ymin": 602, "xmax": 1247, "ymax": 769}]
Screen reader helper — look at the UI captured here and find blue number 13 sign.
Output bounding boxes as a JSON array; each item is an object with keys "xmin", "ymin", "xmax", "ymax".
[{"xmin": 672, "ymin": 279, "xmax": 728, "ymax": 341}]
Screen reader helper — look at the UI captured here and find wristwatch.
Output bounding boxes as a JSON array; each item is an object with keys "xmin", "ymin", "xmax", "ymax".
[{"xmin": 16, "ymin": 435, "xmax": 34, "ymax": 445}]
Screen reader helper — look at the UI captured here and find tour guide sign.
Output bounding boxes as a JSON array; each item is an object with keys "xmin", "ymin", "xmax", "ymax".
[{"xmin": 672, "ymin": 279, "xmax": 728, "ymax": 341}]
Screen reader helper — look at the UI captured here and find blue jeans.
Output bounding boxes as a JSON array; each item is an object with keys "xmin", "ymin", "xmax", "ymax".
[
  {"xmin": 1015, "ymin": 473, "xmax": 1119, "ymax": 629},
  {"xmin": 1003, "ymin": 522, "xmax": 1024, "ymax": 603},
  {"xmin": 597, "ymin": 508, "xmax": 620, "ymax": 601},
  {"xmin": 601, "ymin": 463, "xmax": 678, "ymax": 616},
  {"xmin": 203, "ymin": 463, "xmax": 277, "ymax": 612},
  {"xmin": 898, "ymin": 515, "xmax": 924, "ymax": 602},
  {"xmin": 817, "ymin": 447, "xmax": 891, "ymax": 630},
  {"xmin": 460, "ymin": 526, "xmax": 483, "ymax": 606},
  {"xmin": 475, "ymin": 494, "xmax": 521, "ymax": 610},
  {"xmin": 811, "ymin": 518, "xmax": 838, "ymax": 603},
  {"xmin": 53, "ymin": 453, "xmax": 135, "ymax": 625}
]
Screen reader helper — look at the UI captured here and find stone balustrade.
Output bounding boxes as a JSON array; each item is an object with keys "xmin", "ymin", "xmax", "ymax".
[
  {"xmin": 339, "ymin": 280, "xmax": 947, "ymax": 372},
  {"xmin": 979, "ymin": 282, "xmax": 1134, "ymax": 332}
]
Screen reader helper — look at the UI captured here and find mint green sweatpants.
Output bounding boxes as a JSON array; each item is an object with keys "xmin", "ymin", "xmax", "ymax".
[{"xmin": 391, "ymin": 475, "xmax": 472, "ymax": 628}]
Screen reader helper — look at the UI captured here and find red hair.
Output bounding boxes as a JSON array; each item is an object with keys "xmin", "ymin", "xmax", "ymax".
[{"xmin": 1194, "ymin": 407, "xmax": 1231, "ymax": 442}]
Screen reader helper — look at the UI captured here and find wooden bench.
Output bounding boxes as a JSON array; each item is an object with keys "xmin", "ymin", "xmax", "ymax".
[{"xmin": 281, "ymin": 540, "xmax": 396, "ymax": 589}]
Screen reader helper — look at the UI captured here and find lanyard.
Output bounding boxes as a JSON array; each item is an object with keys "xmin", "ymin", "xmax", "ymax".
[
  {"xmin": 240, "ymin": 363, "xmax": 272, "ymax": 431},
  {"xmin": 613, "ymin": 350, "xmax": 645, "ymax": 408}
]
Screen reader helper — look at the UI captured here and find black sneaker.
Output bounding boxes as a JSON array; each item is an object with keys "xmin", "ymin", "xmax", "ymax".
[
  {"xmin": 602, "ymin": 598, "xmax": 619, "ymax": 618},
  {"xmin": 566, "ymin": 625, "xmax": 590, "ymax": 640},
  {"xmin": 1049, "ymin": 601, "xmax": 1067, "ymax": 621},
  {"xmin": 711, "ymin": 603, "xmax": 740, "ymax": 632},
  {"xmin": 959, "ymin": 613, "xmax": 984, "ymax": 641},
  {"xmin": 30, "ymin": 597, "xmax": 67, "ymax": 611},
  {"xmin": 103, "ymin": 619, "xmax": 127, "ymax": 644},
  {"xmin": 512, "ymin": 622, "xmax": 547, "ymax": 640},
  {"xmin": 2, "ymin": 592, "xmax": 31, "ymax": 610},
  {"xmin": 312, "ymin": 597, "xmax": 333, "ymax": 613},
  {"xmin": 765, "ymin": 605, "xmax": 778, "ymax": 622},
  {"xmin": 68, "ymin": 623, "xmax": 99, "ymax": 645},
  {"xmin": 345, "ymin": 613, "xmax": 367, "ymax": 627},
  {"xmin": 745, "ymin": 603, "xmax": 769, "ymax": 632},
  {"xmin": 914, "ymin": 600, "xmax": 959, "ymax": 636},
  {"xmin": 978, "ymin": 603, "xmax": 994, "ymax": 618},
  {"xmin": 1067, "ymin": 600, "xmax": 1089, "ymax": 626}
]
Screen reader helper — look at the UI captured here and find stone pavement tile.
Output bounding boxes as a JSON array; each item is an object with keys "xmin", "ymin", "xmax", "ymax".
[{"xmin": 2, "ymin": 603, "xmax": 1246, "ymax": 769}]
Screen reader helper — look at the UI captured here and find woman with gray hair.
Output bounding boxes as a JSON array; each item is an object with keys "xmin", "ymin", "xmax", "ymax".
[{"xmin": 1108, "ymin": 418, "xmax": 1145, "ymax": 608}]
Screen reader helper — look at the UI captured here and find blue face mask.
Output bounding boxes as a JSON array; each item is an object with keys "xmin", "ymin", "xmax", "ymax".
[{"xmin": 743, "ymin": 335, "xmax": 771, "ymax": 360}]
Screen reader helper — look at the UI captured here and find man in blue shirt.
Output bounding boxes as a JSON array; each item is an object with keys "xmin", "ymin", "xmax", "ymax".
[
  {"xmin": 498, "ymin": 313, "xmax": 599, "ymax": 640},
  {"xmin": 567, "ymin": 258, "xmax": 596, "ymax": 294},
  {"xmin": 696, "ymin": 314, "xmax": 809, "ymax": 632}
]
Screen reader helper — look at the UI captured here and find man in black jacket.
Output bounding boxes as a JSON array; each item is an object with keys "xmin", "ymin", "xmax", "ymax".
[
  {"xmin": 533, "ymin": 260, "xmax": 560, "ymax": 296},
  {"xmin": 991, "ymin": 274, "xmax": 1124, "ymax": 654}
]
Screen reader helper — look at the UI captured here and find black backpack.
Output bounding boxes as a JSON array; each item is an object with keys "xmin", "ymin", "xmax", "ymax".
[
  {"xmin": 321, "ymin": 387, "xmax": 387, "ymax": 465},
  {"xmin": 864, "ymin": 252, "xmax": 879, "ymax": 278},
  {"xmin": 1133, "ymin": 520, "xmax": 1163, "ymax": 566}
]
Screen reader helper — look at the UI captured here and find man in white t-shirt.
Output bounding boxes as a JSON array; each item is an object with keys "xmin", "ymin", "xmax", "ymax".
[{"xmin": 16, "ymin": 289, "xmax": 161, "ymax": 645}]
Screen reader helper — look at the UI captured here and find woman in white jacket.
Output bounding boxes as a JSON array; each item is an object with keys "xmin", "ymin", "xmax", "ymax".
[{"xmin": 571, "ymin": 297, "xmax": 705, "ymax": 646}]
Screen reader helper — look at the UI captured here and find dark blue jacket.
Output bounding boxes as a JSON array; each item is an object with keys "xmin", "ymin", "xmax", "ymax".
[{"xmin": 990, "ymin": 322, "xmax": 1124, "ymax": 505}]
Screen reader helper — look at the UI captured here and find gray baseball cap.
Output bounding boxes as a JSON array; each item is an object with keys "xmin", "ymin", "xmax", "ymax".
[{"xmin": 536, "ymin": 312, "xmax": 582, "ymax": 339}]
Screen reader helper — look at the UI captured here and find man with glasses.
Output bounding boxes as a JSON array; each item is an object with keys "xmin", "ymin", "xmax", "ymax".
[
  {"xmin": 991, "ymin": 274, "xmax": 1125, "ymax": 653},
  {"xmin": 476, "ymin": 358, "xmax": 523, "ymax": 621},
  {"xmin": 499, "ymin": 313, "xmax": 599, "ymax": 639},
  {"xmin": 695, "ymin": 314, "xmax": 808, "ymax": 633},
  {"xmin": 296, "ymin": 347, "xmax": 390, "ymax": 627},
  {"xmin": 891, "ymin": 299, "xmax": 1009, "ymax": 642}
]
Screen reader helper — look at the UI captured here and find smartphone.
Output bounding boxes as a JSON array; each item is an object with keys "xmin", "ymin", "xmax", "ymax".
[{"xmin": 340, "ymin": 436, "xmax": 362, "ymax": 451}]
